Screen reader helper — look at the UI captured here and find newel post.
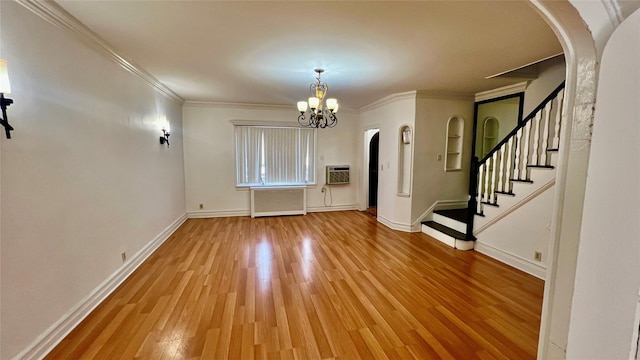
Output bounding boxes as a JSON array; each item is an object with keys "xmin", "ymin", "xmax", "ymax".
[{"xmin": 466, "ymin": 156, "xmax": 479, "ymax": 240}]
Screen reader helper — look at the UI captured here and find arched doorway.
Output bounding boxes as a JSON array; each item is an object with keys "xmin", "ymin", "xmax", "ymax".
[
  {"xmin": 368, "ymin": 132, "xmax": 379, "ymax": 217},
  {"xmin": 528, "ymin": 1, "xmax": 600, "ymax": 358}
]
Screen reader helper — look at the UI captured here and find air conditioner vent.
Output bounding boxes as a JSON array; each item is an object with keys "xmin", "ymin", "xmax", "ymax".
[{"xmin": 326, "ymin": 165, "xmax": 350, "ymax": 185}]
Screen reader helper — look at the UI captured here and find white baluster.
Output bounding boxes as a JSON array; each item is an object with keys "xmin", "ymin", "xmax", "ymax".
[
  {"xmin": 540, "ymin": 101, "xmax": 552, "ymax": 166},
  {"xmin": 497, "ymin": 144, "xmax": 506, "ymax": 193},
  {"xmin": 491, "ymin": 151, "xmax": 499, "ymax": 203},
  {"xmin": 552, "ymin": 89, "xmax": 565, "ymax": 149},
  {"xmin": 522, "ymin": 120, "xmax": 532, "ymax": 181},
  {"xmin": 484, "ymin": 157, "xmax": 492, "ymax": 203},
  {"xmin": 532, "ymin": 111, "xmax": 542, "ymax": 166},
  {"xmin": 477, "ymin": 163, "xmax": 484, "ymax": 214},
  {"xmin": 505, "ymin": 136, "xmax": 515, "ymax": 193},
  {"xmin": 513, "ymin": 129, "xmax": 523, "ymax": 180}
]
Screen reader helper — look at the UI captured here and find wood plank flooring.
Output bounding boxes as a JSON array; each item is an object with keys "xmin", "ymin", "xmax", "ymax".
[{"xmin": 46, "ymin": 211, "xmax": 544, "ymax": 359}]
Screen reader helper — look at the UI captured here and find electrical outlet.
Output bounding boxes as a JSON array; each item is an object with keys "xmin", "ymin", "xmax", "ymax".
[
  {"xmin": 199, "ymin": 203, "xmax": 203, "ymax": 209},
  {"xmin": 534, "ymin": 251, "xmax": 542, "ymax": 262},
  {"xmin": 121, "ymin": 252, "xmax": 127, "ymax": 262},
  {"xmin": 437, "ymin": 154, "xmax": 442, "ymax": 161}
]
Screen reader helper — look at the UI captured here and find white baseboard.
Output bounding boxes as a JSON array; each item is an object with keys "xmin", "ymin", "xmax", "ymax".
[
  {"xmin": 474, "ymin": 241, "xmax": 546, "ymax": 279},
  {"xmin": 13, "ymin": 214, "xmax": 188, "ymax": 360},
  {"xmin": 187, "ymin": 209, "xmax": 250, "ymax": 218},
  {"xmin": 378, "ymin": 215, "xmax": 414, "ymax": 232},
  {"xmin": 187, "ymin": 205, "xmax": 359, "ymax": 219},
  {"xmin": 307, "ymin": 204, "xmax": 359, "ymax": 213}
]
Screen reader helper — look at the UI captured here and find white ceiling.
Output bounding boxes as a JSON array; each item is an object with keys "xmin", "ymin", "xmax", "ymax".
[{"xmin": 56, "ymin": 0, "xmax": 563, "ymax": 109}]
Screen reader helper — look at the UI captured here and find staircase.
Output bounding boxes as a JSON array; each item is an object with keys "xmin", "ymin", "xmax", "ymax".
[{"xmin": 422, "ymin": 82, "xmax": 566, "ymax": 250}]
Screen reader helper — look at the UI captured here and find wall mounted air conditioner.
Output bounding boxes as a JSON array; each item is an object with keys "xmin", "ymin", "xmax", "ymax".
[{"xmin": 326, "ymin": 165, "xmax": 350, "ymax": 185}]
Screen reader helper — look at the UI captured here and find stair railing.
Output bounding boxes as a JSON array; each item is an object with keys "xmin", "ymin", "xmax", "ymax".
[{"xmin": 466, "ymin": 82, "xmax": 565, "ymax": 238}]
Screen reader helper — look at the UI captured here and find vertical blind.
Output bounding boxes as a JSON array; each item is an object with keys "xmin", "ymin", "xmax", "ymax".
[{"xmin": 235, "ymin": 126, "xmax": 316, "ymax": 186}]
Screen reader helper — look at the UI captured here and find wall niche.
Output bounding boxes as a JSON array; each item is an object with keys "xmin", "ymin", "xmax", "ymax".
[{"xmin": 445, "ymin": 116, "xmax": 464, "ymax": 171}]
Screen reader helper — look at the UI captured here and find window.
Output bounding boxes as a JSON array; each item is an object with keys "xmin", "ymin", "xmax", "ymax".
[{"xmin": 235, "ymin": 125, "xmax": 316, "ymax": 187}]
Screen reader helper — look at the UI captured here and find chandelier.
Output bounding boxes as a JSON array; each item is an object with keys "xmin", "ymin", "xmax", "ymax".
[{"xmin": 296, "ymin": 69, "xmax": 339, "ymax": 128}]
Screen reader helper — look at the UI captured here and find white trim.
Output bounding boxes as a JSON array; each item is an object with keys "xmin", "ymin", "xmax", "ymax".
[
  {"xmin": 359, "ymin": 91, "xmax": 419, "ymax": 112},
  {"xmin": 360, "ymin": 90, "xmax": 472, "ymax": 113},
  {"xmin": 185, "ymin": 100, "xmax": 358, "ymax": 113},
  {"xmin": 474, "ymin": 179, "xmax": 555, "ymax": 235},
  {"xmin": 415, "ymin": 90, "xmax": 474, "ymax": 101},
  {"xmin": 12, "ymin": 214, "xmax": 188, "ymax": 360},
  {"xmin": 377, "ymin": 215, "xmax": 414, "ymax": 232},
  {"xmin": 474, "ymin": 242, "xmax": 546, "ymax": 279},
  {"xmin": 307, "ymin": 204, "xmax": 359, "ymax": 213},
  {"xmin": 189, "ymin": 101, "xmax": 294, "ymax": 110},
  {"xmin": 186, "ymin": 205, "xmax": 359, "ymax": 218},
  {"xmin": 484, "ymin": 53, "xmax": 564, "ymax": 80},
  {"xmin": 187, "ymin": 209, "xmax": 251, "ymax": 218},
  {"xmin": 475, "ymin": 82, "xmax": 529, "ymax": 102},
  {"xmin": 16, "ymin": 0, "xmax": 183, "ymax": 103}
]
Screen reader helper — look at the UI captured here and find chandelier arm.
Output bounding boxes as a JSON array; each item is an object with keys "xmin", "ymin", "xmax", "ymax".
[
  {"xmin": 326, "ymin": 110, "xmax": 338, "ymax": 128},
  {"xmin": 298, "ymin": 113, "xmax": 309, "ymax": 127}
]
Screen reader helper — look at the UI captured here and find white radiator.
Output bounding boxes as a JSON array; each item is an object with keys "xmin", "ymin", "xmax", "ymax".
[{"xmin": 250, "ymin": 186, "xmax": 307, "ymax": 218}]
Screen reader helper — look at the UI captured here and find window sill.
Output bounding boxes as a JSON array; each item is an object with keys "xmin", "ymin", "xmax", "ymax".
[{"xmin": 236, "ymin": 184, "xmax": 317, "ymax": 190}]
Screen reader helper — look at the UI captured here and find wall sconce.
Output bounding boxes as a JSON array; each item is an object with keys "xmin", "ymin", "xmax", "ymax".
[
  {"xmin": 159, "ymin": 115, "xmax": 170, "ymax": 147},
  {"xmin": 0, "ymin": 60, "xmax": 14, "ymax": 139}
]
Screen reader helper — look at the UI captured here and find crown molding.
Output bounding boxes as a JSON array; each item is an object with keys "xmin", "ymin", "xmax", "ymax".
[
  {"xmin": 360, "ymin": 90, "xmax": 473, "ymax": 113},
  {"xmin": 184, "ymin": 101, "xmax": 293, "ymax": 110},
  {"xmin": 475, "ymin": 81, "xmax": 529, "ymax": 102},
  {"xmin": 359, "ymin": 91, "xmax": 419, "ymax": 112},
  {"xmin": 184, "ymin": 100, "xmax": 358, "ymax": 114},
  {"xmin": 16, "ymin": 0, "xmax": 184, "ymax": 103},
  {"xmin": 415, "ymin": 90, "xmax": 474, "ymax": 101}
]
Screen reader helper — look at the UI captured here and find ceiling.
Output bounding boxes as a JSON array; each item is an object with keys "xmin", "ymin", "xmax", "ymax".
[{"xmin": 56, "ymin": 0, "xmax": 563, "ymax": 109}]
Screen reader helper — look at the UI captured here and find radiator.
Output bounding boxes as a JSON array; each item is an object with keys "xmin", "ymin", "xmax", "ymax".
[{"xmin": 250, "ymin": 186, "xmax": 307, "ymax": 218}]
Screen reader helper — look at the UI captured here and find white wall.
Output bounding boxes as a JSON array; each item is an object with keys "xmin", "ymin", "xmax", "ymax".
[
  {"xmin": 182, "ymin": 104, "xmax": 360, "ymax": 216},
  {"xmin": 412, "ymin": 96, "xmax": 474, "ymax": 225},
  {"xmin": 523, "ymin": 55, "xmax": 566, "ymax": 117},
  {"xmin": 359, "ymin": 93, "xmax": 416, "ymax": 230},
  {"xmin": 0, "ymin": 2, "xmax": 186, "ymax": 358},
  {"xmin": 566, "ymin": 8, "xmax": 640, "ymax": 359},
  {"xmin": 475, "ymin": 184, "xmax": 554, "ymax": 279}
]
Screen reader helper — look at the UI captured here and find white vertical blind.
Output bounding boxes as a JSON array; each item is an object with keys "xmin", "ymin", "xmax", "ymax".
[{"xmin": 235, "ymin": 126, "xmax": 316, "ymax": 186}]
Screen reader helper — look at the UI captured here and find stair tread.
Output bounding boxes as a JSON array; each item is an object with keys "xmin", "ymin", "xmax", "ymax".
[
  {"xmin": 511, "ymin": 179, "xmax": 533, "ymax": 183},
  {"xmin": 422, "ymin": 221, "xmax": 475, "ymax": 241},
  {"xmin": 433, "ymin": 208, "xmax": 468, "ymax": 223}
]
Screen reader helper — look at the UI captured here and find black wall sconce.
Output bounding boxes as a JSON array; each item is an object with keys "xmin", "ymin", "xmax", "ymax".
[
  {"xmin": 159, "ymin": 115, "xmax": 170, "ymax": 147},
  {"xmin": 0, "ymin": 60, "xmax": 14, "ymax": 139}
]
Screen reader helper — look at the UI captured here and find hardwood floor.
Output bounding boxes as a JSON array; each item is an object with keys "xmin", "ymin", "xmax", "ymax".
[{"xmin": 46, "ymin": 211, "xmax": 544, "ymax": 359}]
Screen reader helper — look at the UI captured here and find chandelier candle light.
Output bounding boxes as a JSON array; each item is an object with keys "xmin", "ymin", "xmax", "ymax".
[{"xmin": 297, "ymin": 69, "xmax": 338, "ymax": 128}]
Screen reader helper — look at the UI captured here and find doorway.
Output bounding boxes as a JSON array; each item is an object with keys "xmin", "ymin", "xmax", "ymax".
[{"xmin": 368, "ymin": 132, "xmax": 379, "ymax": 217}]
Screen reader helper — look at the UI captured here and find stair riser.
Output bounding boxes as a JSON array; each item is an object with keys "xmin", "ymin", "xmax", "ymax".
[
  {"xmin": 422, "ymin": 225, "xmax": 475, "ymax": 251},
  {"xmin": 432, "ymin": 213, "xmax": 466, "ymax": 233}
]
